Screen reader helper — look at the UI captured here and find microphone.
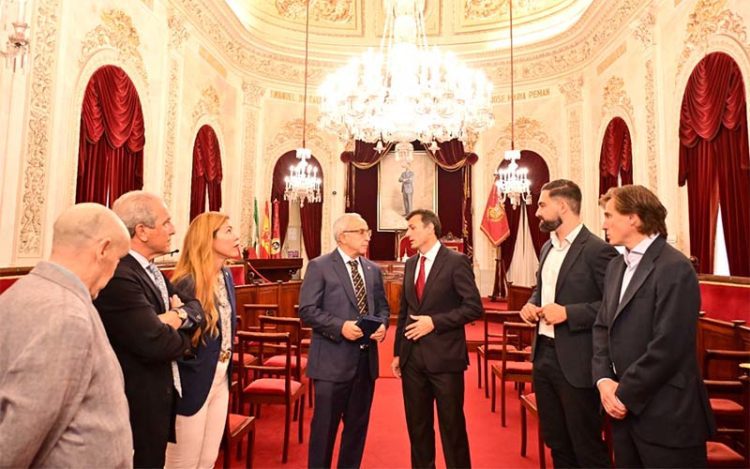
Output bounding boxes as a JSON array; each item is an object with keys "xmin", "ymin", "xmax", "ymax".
[{"xmin": 155, "ymin": 249, "xmax": 180, "ymax": 261}]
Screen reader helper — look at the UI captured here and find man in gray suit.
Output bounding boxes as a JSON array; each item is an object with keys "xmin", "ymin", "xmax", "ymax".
[
  {"xmin": 299, "ymin": 213, "xmax": 390, "ymax": 468},
  {"xmin": 399, "ymin": 166, "xmax": 414, "ymax": 215},
  {"xmin": 0, "ymin": 203, "xmax": 133, "ymax": 468}
]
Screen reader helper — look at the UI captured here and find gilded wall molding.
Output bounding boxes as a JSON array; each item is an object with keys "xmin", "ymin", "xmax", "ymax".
[
  {"xmin": 79, "ymin": 9, "xmax": 148, "ymax": 86},
  {"xmin": 18, "ymin": 0, "xmax": 61, "ymax": 257},
  {"xmin": 168, "ymin": 14, "xmax": 189, "ymax": 49},
  {"xmin": 486, "ymin": 117, "xmax": 558, "ymax": 175},
  {"xmin": 192, "ymin": 86, "xmax": 221, "ymax": 122},
  {"xmin": 632, "ymin": 10, "xmax": 655, "ymax": 48},
  {"xmin": 645, "ymin": 59, "xmax": 657, "ymax": 191},
  {"xmin": 601, "ymin": 76, "xmax": 634, "ymax": 119},
  {"xmin": 275, "ymin": 0, "xmax": 354, "ymax": 23},
  {"xmin": 240, "ymin": 80, "xmax": 264, "ymax": 245},
  {"xmin": 558, "ymin": 75, "xmax": 584, "ymax": 104},
  {"xmin": 568, "ymin": 107, "xmax": 583, "ymax": 184},
  {"xmin": 676, "ymin": 0, "xmax": 748, "ymax": 77},
  {"xmin": 242, "ymin": 81, "xmax": 266, "ymax": 107}
]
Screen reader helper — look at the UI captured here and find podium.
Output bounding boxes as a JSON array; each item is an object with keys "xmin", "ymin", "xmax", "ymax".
[{"xmin": 245, "ymin": 258, "xmax": 303, "ymax": 283}]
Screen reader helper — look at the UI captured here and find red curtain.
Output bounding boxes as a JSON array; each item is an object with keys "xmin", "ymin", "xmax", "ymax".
[
  {"xmin": 493, "ymin": 150, "xmax": 550, "ymax": 297},
  {"xmin": 190, "ymin": 125, "xmax": 223, "ymax": 221},
  {"xmin": 76, "ymin": 65, "xmax": 144, "ymax": 205},
  {"xmin": 679, "ymin": 52, "xmax": 750, "ymax": 276},
  {"xmin": 599, "ymin": 117, "xmax": 633, "ymax": 195},
  {"xmin": 271, "ymin": 151, "xmax": 298, "ymax": 245}
]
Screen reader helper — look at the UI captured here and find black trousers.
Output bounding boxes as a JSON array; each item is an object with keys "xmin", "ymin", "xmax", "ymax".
[
  {"xmin": 308, "ymin": 350, "xmax": 375, "ymax": 469},
  {"xmin": 611, "ymin": 418, "xmax": 707, "ymax": 468},
  {"xmin": 532, "ymin": 336, "xmax": 610, "ymax": 468},
  {"xmin": 401, "ymin": 343, "xmax": 471, "ymax": 469}
]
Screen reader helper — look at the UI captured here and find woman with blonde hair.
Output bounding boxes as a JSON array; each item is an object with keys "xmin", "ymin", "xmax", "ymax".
[{"xmin": 165, "ymin": 212, "xmax": 240, "ymax": 468}]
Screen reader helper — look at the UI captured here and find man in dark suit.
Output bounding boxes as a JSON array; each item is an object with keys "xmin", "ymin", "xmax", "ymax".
[
  {"xmin": 299, "ymin": 213, "xmax": 390, "ymax": 469},
  {"xmin": 392, "ymin": 209, "xmax": 482, "ymax": 468},
  {"xmin": 519, "ymin": 179, "xmax": 617, "ymax": 467},
  {"xmin": 94, "ymin": 191, "xmax": 204, "ymax": 468},
  {"xmin": 593, "ymin": 185, "xmax": 715, "ymax": 468}
]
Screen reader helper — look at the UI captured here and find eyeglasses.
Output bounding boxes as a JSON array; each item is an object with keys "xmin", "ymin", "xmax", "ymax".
[{"xmin": 342, "ymin": 229, "xmax": 372, "ymax": 236}]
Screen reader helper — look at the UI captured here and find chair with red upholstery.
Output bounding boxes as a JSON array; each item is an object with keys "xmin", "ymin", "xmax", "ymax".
[
  {"xmin": 703, "ymin": 350, "xmax": 750, "ymax": 445},
  {"xmin": 519, "ymin": 392, "xmax": 546, "ymax": 469},
  {"xmin": 490, "ymin": 321, "xmax": 535, "ymax": 426},
  {"xmin": 705, "ymin": 363, "xmax": 750, "ymax": 468},
  {"xmin": 237, "ymin": 331, "xmax": 306, "ymax": 463},
  {"xmin": 294, "ymin": 304, "xmax": 315, "ymax": 407},
  {"xmin": 476, "ymin": 310, "xmax": 521, "ymax": 397}
]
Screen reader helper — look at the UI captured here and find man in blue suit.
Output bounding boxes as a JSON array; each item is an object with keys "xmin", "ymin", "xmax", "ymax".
[{"xmin": 299, "ymin": 213, "xmax": 390, "ymax": 468}]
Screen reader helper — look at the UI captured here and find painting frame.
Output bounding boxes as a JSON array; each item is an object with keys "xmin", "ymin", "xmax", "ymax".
[{"xmin": 377, "ymin": 151, "xmax": 437, "ymax": 231}]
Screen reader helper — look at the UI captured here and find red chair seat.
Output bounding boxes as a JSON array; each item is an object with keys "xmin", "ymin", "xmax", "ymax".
[
  {"xmin": 263, "ymin": 355, "xmax": 308, "ymax": 370},
  {"xmin": 301, "ymin": 338, "xmax": 311, "ymax": 346},
  {"xmin": 232, "ymin": 353, "xmax": 256, "ymax": 367},
  {"xmin": 522, "ymin": 392, "xmax": 537, "ymax": 409},
  {"xmin": 710, "ymin": 398, "xmax": 744, "ymax": 415},
  {"xmin": 706, "ymin": 441, "xmax": 744, "ymax": 467},
  {"xmin": 244, "ymin": 378, "xmax": 303, "ymax": 396},
  {"xmin": 504, "ymin": 361, "xmax": 533, "ymax": 373}
]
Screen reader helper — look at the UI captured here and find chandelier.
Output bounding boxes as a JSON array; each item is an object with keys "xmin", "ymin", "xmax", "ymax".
[
  {"xmin": 495, "ymin": 0, "xmax": 531, "ymax": 209},
  {"xmin": 284, "ymin": 0, "xmax": 321, "ymax": 208},
  {"xmin": 318, "ymin": 0, "xmax": 494, "ymax": 159},
  {"xmin": 0, "ymin": 0, "xmax": 30, "ymax": 72}
]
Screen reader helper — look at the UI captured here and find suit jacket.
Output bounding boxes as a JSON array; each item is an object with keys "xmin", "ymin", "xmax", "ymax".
[
  {"xmin": 298, "ymin": 250, "xmax": 390, "ymax": 382},
  {"xmin": 394, "ymin": 245, "xmax": 483, "ymax": 373},
  {"xmin": 94, "ymin": 254, "xmax": 204, "ymax": 453},
  {"xmin": 592, "ymin": 236, "xmax": 715, "ymax": 447},
  {"xmin": 172, "ymin": 267, "xmax": 237, "ymax": 416},
  {"xmin": 0, "ymin": 261, "xmax": 132, "ymax": 468},
  {"xmin": 528, "ymin": 226, "xmax": 618, "ymax": 388}
]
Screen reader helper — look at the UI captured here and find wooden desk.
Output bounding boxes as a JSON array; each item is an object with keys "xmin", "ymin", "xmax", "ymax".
[{"xmin": 245, "ymin": 258, "xmax": 303, "ymax": 283}]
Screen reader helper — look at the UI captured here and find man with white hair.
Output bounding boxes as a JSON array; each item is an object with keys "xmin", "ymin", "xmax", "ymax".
[
  {"xmin": 299, "ymin": 213, "xmax": 390, "ymax": 468},
  {"xmin": 94, "ymin": 190, "xmax": 204, "ymax": 469},
  {"xmin": 0, "ymin": 203, "xmax": 133, "ymax": 468}
]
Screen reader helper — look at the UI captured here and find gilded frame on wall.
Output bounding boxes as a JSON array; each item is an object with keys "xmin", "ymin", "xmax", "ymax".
[{"xmin": 377, "ymin": 151, "xmax": 436, "ymax": 231}]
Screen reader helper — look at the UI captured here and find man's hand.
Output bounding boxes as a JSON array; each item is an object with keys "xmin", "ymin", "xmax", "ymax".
[
  {"xmin": 540, "ymin": 303, "xmax": 567, "ymax": 325},
  {"xmin": 391, "ymin": 356, "xmax": 401, "ymax": 378},
  {"xmin": 341, "ymin": 320, "xmax": 364, "ymax": 341},
  {"xmin": 598, "ymin": 378, "xmax": 628, "ymax": 420},
  {"xmin": 159, "ymin": 310, "xmax": 182, "ymax": 329},
  {"xmin": 520, "ymin": 303, "xmax": 541, "ymax": 325},
  {"xmin": 170, "ymin": 294, "xmax": 183, "ymax": 309},
  {"xmin": 404, "ymin": 315, "xmax": 434, "ymax": 341},
  {"xmin": 370, "ymin": 324, "xmax": 386, "ymax": 342}
]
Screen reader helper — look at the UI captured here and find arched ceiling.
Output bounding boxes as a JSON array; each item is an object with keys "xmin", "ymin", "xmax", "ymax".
[{"xmin": 225, "ymin": 0, "xmax": 595, "ymax": 58}]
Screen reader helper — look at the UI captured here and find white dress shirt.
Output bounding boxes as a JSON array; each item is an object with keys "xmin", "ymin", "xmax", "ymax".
[
  {"xmin": 415, "ymin": 241, "xmax": 442, "ymax": 284},
  {"xmin": 337, "ymin": 247, "xmax": 367, "ymax": 294},
  {"xmin": 539, "ymin": 224, "xmax": 583, "ymax": 338},
  {"xmin": 619, "ymin": 234, "xmax": 658, "ymax": 302}
]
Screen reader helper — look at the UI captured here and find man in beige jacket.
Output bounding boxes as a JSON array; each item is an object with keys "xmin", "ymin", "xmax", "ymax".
[{"xmin": 0, "ymin": 203, "xmax": 133, "ymax": 468}]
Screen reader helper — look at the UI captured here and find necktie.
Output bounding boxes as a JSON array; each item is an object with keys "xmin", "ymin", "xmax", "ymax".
[
  {"xmin": 146, "ymin": 263, "xmax": 183, "ymax": 397},
  {"xmin": 348, "ymin": 259, "xmax": 368, "ymax": 316},
  {"xmin": 416, "ymin": 256, "xmax": 427, "ymax": 302}
]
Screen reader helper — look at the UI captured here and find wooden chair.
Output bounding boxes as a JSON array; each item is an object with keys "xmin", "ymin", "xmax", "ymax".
[
  {"xmin": 520, "ymin": 392, "xmax": 546, "ymax": 469},
  {"xmin": 242, "ymin": 304, "xmax": 279, "ymax": 329},
  {"xmin": 258, "ymin": 315, "xmax": 309, "ymax": 415},
  {"xmin": 222, "ymin": 412, "xmax": 256, "ymax": 468},
  {"xmin": 294, "ymin": 304, "xmax": 315, "ymax": 407},
  {"xmin": 703, "ymin": 349, "xmax": 750, "ymax": 447},
  {"xmin": 237, "ymin": 331, "xmax": 306, "ymax": 463},
  {"xmin": 491, "ymin": 321, "xmax": 535, "ymax": 426},
  {"xmin": 476, "ymin": 310, "xmax": 521, "ymax": 397},
  {"xmin": 706, "ymin": 364, "xmax": 749, "ymax": 468}
]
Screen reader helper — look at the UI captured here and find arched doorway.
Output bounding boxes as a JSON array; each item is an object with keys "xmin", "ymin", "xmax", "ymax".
[
  {"xmin": 599, "ymin": 116, "xmax": 633, "ymax": 195},
  {"xmin": 190, "ymin": 125, "xmax": 223, "ymax": 220}
]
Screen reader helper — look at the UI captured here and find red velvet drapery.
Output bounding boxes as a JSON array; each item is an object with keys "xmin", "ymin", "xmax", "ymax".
[
  {"xmin": 342, "ymin": 139, "xmax": 477, "ymax": 260},
  {"xmin": 599, "ymin": 117, "xmax": 633, "ymax": 195},
  {"xmin": 190, "ymin": 125, "xmax": 223, "ymax": 221},
  {"xmin": 679, "ymin": 52, "xmax": 750, "ymax": 276},
  {"xmin": 492, "ymin": 150, "xmax": 550, "ymax": 298},
  {"xmin": 76, "ymin": 65, "xmax": 144, "ymax": 205},
  {"xmin": 270, "ymin": 150, "xmax": 324, "ymax": 259}
]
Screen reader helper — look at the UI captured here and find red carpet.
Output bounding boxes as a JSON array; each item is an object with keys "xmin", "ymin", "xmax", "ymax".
[{"xmin": 220, "ymin": 340, "xmax": 550, "ymax": 468}]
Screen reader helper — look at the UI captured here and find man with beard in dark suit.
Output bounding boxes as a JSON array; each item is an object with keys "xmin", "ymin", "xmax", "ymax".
[
  {"xmin": 392, "ymin": 209, "xmax": 483, "ymax": 468},
  {"xmin": 520, "ymin": 179, "xmax": 617, "ymax": 468},
  {"xmin": 593, "ymin": 185, "xmax": 715, "ymax": 467},
  {"xmin": 95, "ymin": 190, "xmax": 204, "ymax": 468}
]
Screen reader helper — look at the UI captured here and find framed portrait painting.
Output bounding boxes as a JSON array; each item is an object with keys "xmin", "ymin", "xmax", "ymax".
[{"xmin": 377, "ymin": 151, "xmax": 436, "ymax": 231}]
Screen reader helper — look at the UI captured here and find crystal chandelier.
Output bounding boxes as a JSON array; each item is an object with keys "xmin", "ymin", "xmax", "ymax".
[
  {"xmin": 0, "ymin": 0, "xmax": 30, "ymax": 72},
  {"xmin": 495, "ymin": 0, "xmax": 531, "ymax": 209},
  {"xmin": 284, "ymin": 0, "xmax": 321, "ymax": 208},
  {"xmin": 318, "ymin": 0, "xmax": 494, "ymax": 160}
]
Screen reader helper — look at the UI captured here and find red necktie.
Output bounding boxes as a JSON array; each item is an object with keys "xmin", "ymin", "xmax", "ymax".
[{"xmin": 416, "ymin": 256, "xmax": 426, "ymax": 302}]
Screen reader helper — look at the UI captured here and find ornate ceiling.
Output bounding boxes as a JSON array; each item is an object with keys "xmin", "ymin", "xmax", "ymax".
[{"xmin": 225, "ymin": 0, "xmax": 595, "ymax": 55}]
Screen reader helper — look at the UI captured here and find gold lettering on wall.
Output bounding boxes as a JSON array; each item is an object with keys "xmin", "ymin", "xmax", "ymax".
[
  {"xmin": 597, "ymin": 43, "xmax": 627, "ymax": 75},
  {"xmin": 492, "ymin": 87, "xmax": 550, "ymax": 104},
  {"xmin": 199, "ymin": 46, "xmax": 227, "ymax": 78},
  {"xmin": 270, "ymin": 89, "xmax": 321, "ymax": 104}
]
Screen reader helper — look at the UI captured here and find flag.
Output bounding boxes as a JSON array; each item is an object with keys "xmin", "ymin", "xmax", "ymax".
[
  {"xmin": 480, "ymin": 182, "xmax": 511, "ymax": 246},
  {"xmin": 271, "ymin": 199, "xmax": 281, "ymax": 258},
  {"xmin": 259, "ymin": 200, "xmax": 272, "ymax": 259},
  {"xmin": 247, "ymin": 198, "xmax": 259, "ymax": 259}
]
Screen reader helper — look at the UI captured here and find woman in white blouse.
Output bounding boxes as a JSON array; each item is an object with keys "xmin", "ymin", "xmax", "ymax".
[{"xmin": 166, "ymin": 212, "xmax": 239, "ymax": 468}]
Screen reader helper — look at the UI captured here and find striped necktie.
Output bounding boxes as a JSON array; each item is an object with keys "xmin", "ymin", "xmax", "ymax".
[
  {"xmin": 146, "ymin": 263, "xmax": 183, "ymax": 397},
  {"xmin": 348, "ymin": 259, "xmax": 368, "ymax": 316}
]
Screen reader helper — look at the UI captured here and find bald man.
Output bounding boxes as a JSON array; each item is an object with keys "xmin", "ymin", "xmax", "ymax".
[{"xmin": 0, "ymin": 203, "xmax": 133, "ymax": 468}]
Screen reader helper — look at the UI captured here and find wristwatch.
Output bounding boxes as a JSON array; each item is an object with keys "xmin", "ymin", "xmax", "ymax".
[{"xmin": 176, "ymin": 308, "xmax": 187, "ymax": 322}]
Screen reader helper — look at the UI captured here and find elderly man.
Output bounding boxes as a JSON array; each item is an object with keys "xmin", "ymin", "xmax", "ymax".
[
  {"xmin": 0, "ymin": 203, "xmax": 133, "ymax": 468},
  {"xmin": 95, "ymin": 191, "xmax": 204, "ymax": 469},
  {"xmin": 299, "ymin": 213, "xmax": 390, "ymax": 468}
]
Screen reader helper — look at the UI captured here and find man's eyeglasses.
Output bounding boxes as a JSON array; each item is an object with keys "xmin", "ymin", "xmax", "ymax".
[{"xmin": 343, "ymin": 229, "xmax": 372, "ymax": 236}]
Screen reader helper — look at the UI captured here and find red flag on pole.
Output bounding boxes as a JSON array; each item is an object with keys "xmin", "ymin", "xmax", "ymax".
[
  {"xmin": 271, "ymin": 199, "xmax": 281, "ymax": 259},
  {"xmin": 259, "ymin": 201, "xmax": 271, "ymax": 259},
  {"xmin": 480, "ymin": 182, "xmax": 511, "ymax": 246}
]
